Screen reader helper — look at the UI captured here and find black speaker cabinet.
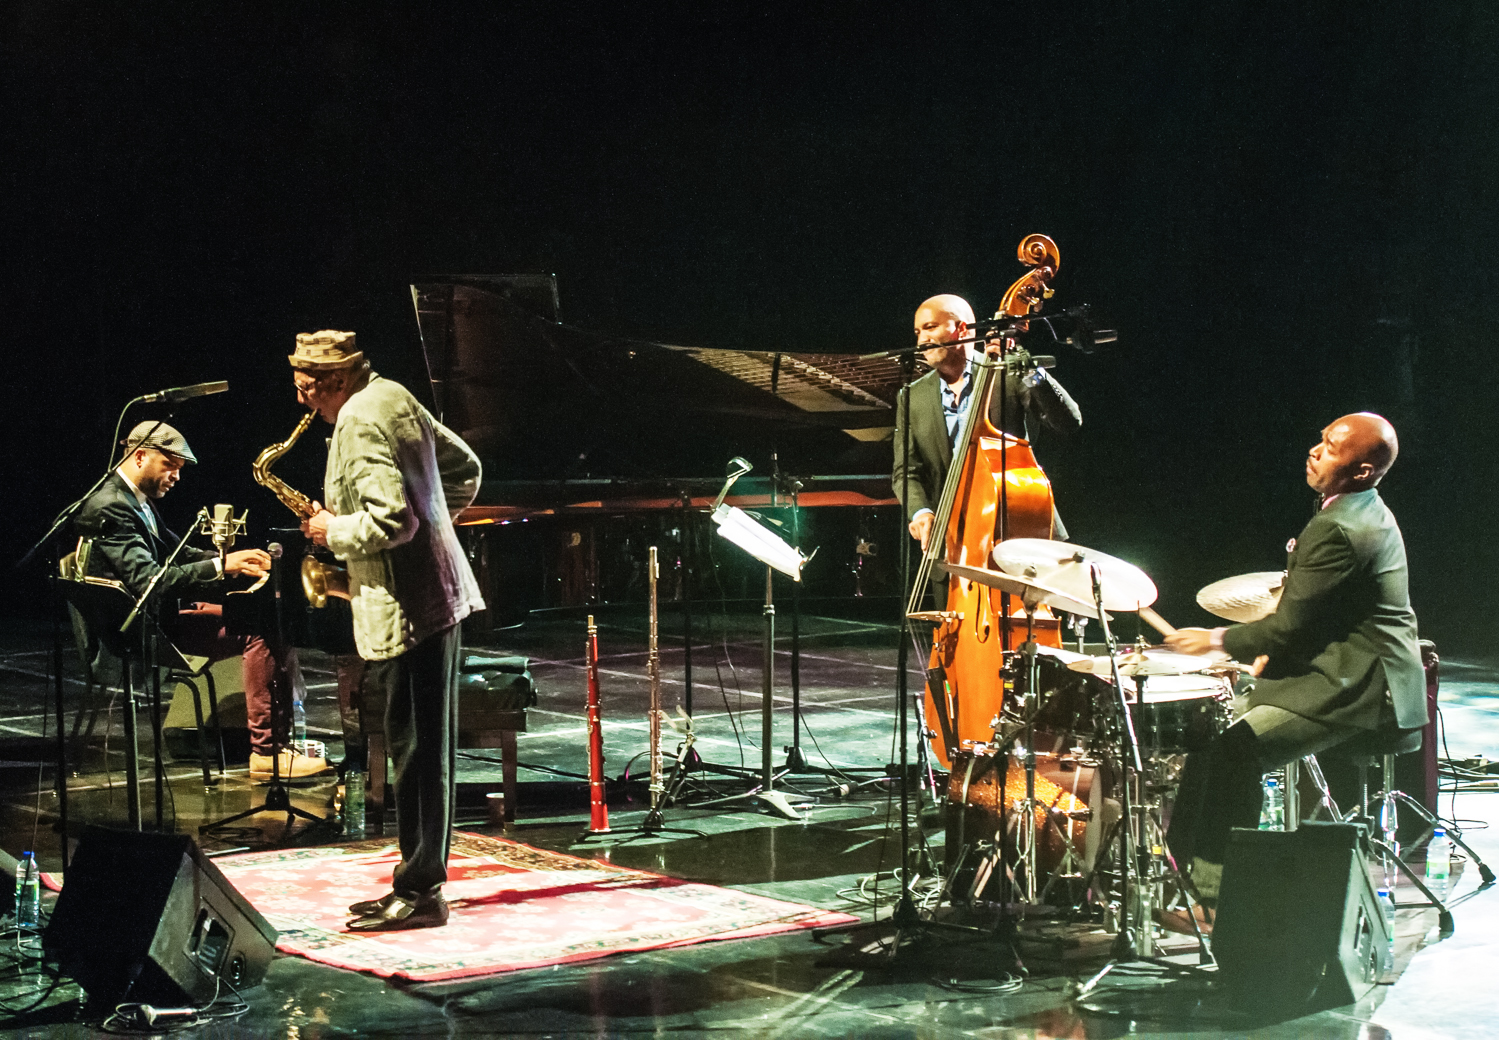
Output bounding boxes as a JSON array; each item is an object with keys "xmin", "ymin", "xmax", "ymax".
[
  {"xmin": 1213, "ymin": 822, "xmax": 1387, "ymax": 1011},
  {"xmin": 43, "ymin": 827, "xmax": 277, "ymax": 1007}
]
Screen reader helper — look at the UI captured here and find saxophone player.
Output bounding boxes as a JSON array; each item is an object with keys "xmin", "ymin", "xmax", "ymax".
[{"xmin": 289, "ymin": 330, "xmax": 484, "ymax": 932}]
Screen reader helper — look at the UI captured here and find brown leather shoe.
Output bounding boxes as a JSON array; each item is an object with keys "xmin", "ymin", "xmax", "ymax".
[
  {"xmin": 249, "ymin": 750, "xmax": 335, "ymax": 782},
  {"xmin": 1155, "ymin": 904, "xmax": 1214, "ymax": 936},
  {"xmin": 347, "ymin": 889, "xmax": 449, "ymax": 932}
]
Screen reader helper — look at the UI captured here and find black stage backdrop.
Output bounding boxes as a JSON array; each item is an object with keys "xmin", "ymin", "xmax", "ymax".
[{"xmin": 5, "ymin": 3, "xmax": 1498, "ymax": 653}]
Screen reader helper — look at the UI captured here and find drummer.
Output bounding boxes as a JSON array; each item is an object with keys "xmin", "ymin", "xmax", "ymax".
[{"xmin": 1158, "ymin": 413, "xmax": 1425, "ymax": 933}]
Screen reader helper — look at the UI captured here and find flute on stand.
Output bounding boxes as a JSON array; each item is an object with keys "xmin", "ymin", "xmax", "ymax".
[
  {"xmin": 646, "ymin": 547, "xmax": 666, "ymax": 823},
  {"xmin": 584, "ymin": 614, "xmax": 610, "ymax": 834}
]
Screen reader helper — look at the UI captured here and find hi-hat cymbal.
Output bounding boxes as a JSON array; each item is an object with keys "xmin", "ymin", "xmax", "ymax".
[
  {"xmin": 1067, "ymin": 648, "xmax": 1222, "ymax": 677},
  {"xmin": 1196, "ymin": 571, "xmax": 1285, "ymax": 624},
  {"xmin": 992, "ymin": 538, "xmax": 1159, "ymax": 612},
  {"xmin": 937, "ymin": 561, "xmax": 1100, "ymax": 618}
]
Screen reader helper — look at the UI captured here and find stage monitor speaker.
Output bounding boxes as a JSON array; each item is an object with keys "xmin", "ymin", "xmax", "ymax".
[
  {"xmin": 1212, "ymin": 821, "xmax": 1387, "ymax": 1012},
  {"xmin": 43, "ymin": 827, "xmax": 277, "ymax": 1007}
]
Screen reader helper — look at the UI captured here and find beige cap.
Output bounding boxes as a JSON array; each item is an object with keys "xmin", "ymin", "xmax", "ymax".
[
  {"xmin": 121, "ymin": 421, "xmax": 197, "ymax": 464},
  {"xmin": 289, "ymin": 330, "xmax": 364, "ymax": 371}
]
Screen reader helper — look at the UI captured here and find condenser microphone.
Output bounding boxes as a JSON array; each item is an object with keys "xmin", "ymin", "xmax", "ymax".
[
  {"xmin": 210, "ymin": 504, "xmax": 238, "ymax": 552},
  {"xmin": 140, "ymin": 380, "xmax": 229, "ymax": 404}
]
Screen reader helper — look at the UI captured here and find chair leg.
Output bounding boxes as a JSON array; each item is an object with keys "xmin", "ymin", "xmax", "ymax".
[
  {"xmin": 203, "ymin": 670, "xmax": 225, "ymax": 776},
  {"xmin": 501, "ymin": 729, "xmax": 518, "ymax": 824},
  {"xmin": 175, "ymin": 673, "xmax": 213, "ymax": 788},
  {"xmin": 1379, "ymin": 752, "xmax": 1399, "ymax": 851},
  {"xmin": 1300, "ymin": 753, "xmax": 1342, "ymax": 821},
  {"xmin": 367, "ymin": 734, "xmax": 387, "ymax": 836}
]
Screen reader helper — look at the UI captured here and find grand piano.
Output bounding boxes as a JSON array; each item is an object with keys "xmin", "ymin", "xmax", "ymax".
[{"xmin": 409, "ymin": 275, "xmax": 908, "ymax": 625}]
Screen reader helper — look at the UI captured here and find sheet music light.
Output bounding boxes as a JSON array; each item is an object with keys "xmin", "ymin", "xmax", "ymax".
[{"xmin": 711, "ymin": 504, "xmax": 807, "ymax": 580}]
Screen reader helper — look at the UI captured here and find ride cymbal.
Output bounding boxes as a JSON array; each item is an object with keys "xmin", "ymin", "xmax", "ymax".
[{"xmin": 992, "ymin": 538, "xmax": 1158, "ymax": 612}]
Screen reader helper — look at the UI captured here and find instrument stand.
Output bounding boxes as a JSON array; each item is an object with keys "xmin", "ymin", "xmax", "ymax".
[{"xmin": 1075, "ymin": 572, "xmax": 1212, "ymax": 999}]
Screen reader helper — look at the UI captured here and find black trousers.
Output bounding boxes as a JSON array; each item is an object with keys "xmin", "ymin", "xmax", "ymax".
[
  {"xmin": 366, "ymin": 624, "xmax": 461, "ymax": 896},
  {"xmin": 1167, "ymin": 705, "xmax": 1351, "ymax": 888}
]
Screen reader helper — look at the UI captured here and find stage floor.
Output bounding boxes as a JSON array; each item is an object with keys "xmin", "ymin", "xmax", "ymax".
[{"xmin": 1, "ymin": 608, "xmax": 1497, "ymax": 1038}]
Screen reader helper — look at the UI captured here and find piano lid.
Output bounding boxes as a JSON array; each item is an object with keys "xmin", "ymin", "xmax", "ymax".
[{"xmin": 410, "ymin": 277, "xmax": 904, "ymax": 491}]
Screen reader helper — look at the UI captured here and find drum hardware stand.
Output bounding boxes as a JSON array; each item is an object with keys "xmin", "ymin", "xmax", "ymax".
[{"xmin": 1076, "ymin": 571, "xmax": 1213, "ymax": 998}]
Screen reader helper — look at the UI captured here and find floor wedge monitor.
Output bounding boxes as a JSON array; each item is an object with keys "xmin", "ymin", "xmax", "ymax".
[
  {"xmin": 1212, "ymin": 821, "xmax": 1387, "ymax": 1012},
  {"xmin": 43, "ymin": 827, "xmax": 277, "ymax": 1007}
]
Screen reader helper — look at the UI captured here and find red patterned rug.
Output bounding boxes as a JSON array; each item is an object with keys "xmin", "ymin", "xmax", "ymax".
[{"xmin": 215, "ymin": 831, "xmax": 858, "ymax": 982}]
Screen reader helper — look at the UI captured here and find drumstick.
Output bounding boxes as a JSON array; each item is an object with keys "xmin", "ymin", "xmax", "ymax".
[{"xmin": 1137, "ymin": 606, "xmax": 1176, "ymax": 638}]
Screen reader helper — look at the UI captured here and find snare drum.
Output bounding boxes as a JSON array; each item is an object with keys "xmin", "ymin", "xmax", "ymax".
[{"xmin": 1124, "ymin": 673, "xmax": 1233, "ymax": 755}]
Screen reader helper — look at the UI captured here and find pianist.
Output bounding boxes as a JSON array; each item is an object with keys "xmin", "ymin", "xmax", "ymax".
[{"xmin": 74, "ymin": 421, "xmax": 331, "ymax": 781}]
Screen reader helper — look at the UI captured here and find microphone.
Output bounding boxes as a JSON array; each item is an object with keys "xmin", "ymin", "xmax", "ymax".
[
  {"xmin": 267, "ymin": 541, "xmax": 284, "ymax": 560},
  {"xmin": 140, "ymin": 380, "xmax": 229, "ymax": 404},
  {"xmin": 210, "ymin": 504, "xmax": 238, "ymax": 553}
]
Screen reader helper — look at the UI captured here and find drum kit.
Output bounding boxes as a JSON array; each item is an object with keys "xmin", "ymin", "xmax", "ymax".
[{"xmin": 923, "ymin": 537, "xmax": 1284, "ymax": 951}]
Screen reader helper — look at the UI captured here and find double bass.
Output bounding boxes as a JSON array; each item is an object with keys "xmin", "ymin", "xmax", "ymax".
[{"xmin": 906, "ymin": 234, "xmax": 1065, "ymax": 771}]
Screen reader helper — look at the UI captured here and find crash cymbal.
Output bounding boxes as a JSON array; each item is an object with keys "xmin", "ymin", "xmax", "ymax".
[
  {"xmin": 1066, "ymin": 648, "xmax": 1221, "ymax": 677},
  {"xmin": 992, "ymin": 538, "xmax": 1158, "ymax": 612},
  {"xmin": 937, "ymin": 561, "xmax": 1100, "ymax": 618},
  {"xmin": 1196, "ymin": 570, "xmax": 1285, "ymax": 624}
]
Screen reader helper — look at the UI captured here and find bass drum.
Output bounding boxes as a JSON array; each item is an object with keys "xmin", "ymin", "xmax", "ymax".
[{"xmin": 944, "ymin": 747, "xmax": 1114, "ymax": 905}]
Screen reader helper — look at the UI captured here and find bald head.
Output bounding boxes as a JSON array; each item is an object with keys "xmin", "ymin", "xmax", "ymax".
[
  {"xmin": 1306, "ymin": 412, "xmax": 1399, "ymax": 496},
  {"xmin": 914, "ymin": 294, "xmax": 977, "ymax": 381}
]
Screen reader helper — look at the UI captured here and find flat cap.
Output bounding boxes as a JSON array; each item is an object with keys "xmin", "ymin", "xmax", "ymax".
[{"xmin": 121, "ymin": 421, "xmax": 197, "ymax": 464}]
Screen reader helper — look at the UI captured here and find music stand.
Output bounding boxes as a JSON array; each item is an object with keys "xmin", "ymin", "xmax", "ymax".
[{"xmin": 696, "ymin": 459, "xmax": 812, "ymax": 820}]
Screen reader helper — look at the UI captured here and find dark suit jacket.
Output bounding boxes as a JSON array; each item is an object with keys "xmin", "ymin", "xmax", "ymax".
[
  {"xmin": 1223, "ymin": 489, "xmax": 1425, "ymax": 731},
  {"xmin": 891, "ymin": 362, "xmax": 1081, "ymax": 526},
  {"xmin": 75, "ymin": 473, "xmax": 220, "ymax": 603}
]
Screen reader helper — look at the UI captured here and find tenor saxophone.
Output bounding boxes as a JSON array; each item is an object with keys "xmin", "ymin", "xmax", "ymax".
[{"xmin": 252, "ymin": 411, "xmax": 350, "ymax": 607}]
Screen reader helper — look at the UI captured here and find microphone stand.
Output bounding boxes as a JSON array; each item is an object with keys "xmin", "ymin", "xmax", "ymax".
[
  {"xmin": 201, "ymin": 545, "xmax": 330, "ymax": 838},
  {"xmin": 1075, "ymin": 564, "xmax": 1213, "ymax": 998}
]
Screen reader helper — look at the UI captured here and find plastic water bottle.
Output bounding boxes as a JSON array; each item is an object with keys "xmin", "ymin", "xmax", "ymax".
[
  {"xmin": 1426, "ymin": 827, "xmax": 1452, "ymax": 892},
  {"xmin": 1258, "ymin": 776, "xmax": 1285, "ymax": 830},
  {"xmin": 1375, "ymin": 887, "xmax": 1396, "ymax": 974},
  {"xmin": 14, "ymin": 852, "xmax": 39, "ymax": 928},
  {"xmin": 292, "ymin": 667, "xmax": 309, "ymax": 752},
  {"xmin": 343, "ymin": 769, "xmax": 366, "ymax": 840}
]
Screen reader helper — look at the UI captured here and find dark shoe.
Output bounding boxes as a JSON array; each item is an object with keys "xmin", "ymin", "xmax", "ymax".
[
  {"xmin": 347, "ymin": 890, "xmax": 401, "ymax": 917},
  {"xmin": 347, "ymin": 889, "xmax": 449, "ymax": 932}
]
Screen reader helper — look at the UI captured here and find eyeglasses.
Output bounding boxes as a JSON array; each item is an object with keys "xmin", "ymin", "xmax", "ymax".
[{"xmin": 293, "ymin": 373, "xmax": 329, "ymax": 394}]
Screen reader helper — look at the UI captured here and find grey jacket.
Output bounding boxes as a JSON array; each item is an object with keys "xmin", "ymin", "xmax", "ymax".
[{"xmin": 323, "ymin": 373, "xmax": 485, "ymax": 660}]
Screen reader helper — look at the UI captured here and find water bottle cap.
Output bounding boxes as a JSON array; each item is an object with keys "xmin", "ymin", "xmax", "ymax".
[
  {"xmin": 1266, "ymin": 778, "xmax": 1278, "ymax": 787},
  {"xmin": 21, "ymin": 851, "xmax": 32, "ymax": 858},
  {"xmin": 1434, "ymin": 828, "xmax": 1446, "ymax": 836},
  {"xmin": 1377, "ymin": 887, "xmax": 1390, "ymax": 896}
]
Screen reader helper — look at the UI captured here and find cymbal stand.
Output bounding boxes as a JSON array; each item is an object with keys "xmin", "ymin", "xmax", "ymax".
[{"xmin": 1076, "ymin": 568, "xmax": 1212, "ymax": 998}]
